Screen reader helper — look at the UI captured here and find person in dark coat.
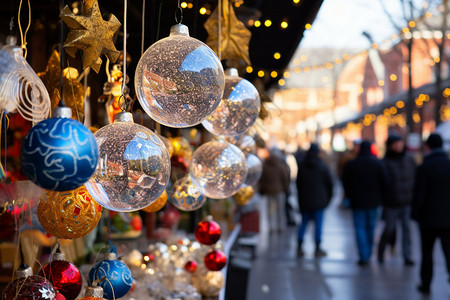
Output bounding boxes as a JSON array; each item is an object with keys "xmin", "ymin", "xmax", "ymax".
[
  {"xmin": 296, "ymin": 143, "xmax": 333, "ymax": 257},
  {"xmin": 412, "ymin": 133, "xmax": 450, "ymax": 294},
  {"xmin": 377, "ymin": 134, "xmax": 416, "ymax": 265},
  {"xmin": 342, "ymin": 140, "xmax": 389, "ymax": 265}
]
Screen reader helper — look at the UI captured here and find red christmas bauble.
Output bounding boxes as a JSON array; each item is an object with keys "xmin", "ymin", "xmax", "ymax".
[
  {"xmin": 204, "ymin": 249, "xmax": 227, "ymax": 271},
  {"xmin": 56, "ymin": 293, "xmax": 66, "ymax": 300},
  {"xmin": 184, "ymin": 260, "xmax": 198, "ymax": 273},
  {"xmin": 39, "ymin": 259, "xmax": 82, "ymax": 300},
  {"xmin": 195, "ymin": 218, "xmax": 221, "ymax": 245},
  {"xmin": 2, "ymin": 275, "xmax": 56, "ymax": 299}
]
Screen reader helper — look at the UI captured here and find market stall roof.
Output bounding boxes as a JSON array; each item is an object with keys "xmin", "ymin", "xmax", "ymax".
[{"xmin": 0, "ymin": 0, "xmax": 323, "ymax": 90}]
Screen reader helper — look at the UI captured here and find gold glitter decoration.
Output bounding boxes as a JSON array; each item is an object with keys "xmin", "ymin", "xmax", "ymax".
[
  {"xmin": 37, "ymin": 186, "xmax": 102, "ymax": 239},
  {"xmin": 204, "ymin": 0, "xmax": 252, "ymax": 65},
  {"xmin": 141, "ymin": 190, "xmax": 168, "ymax": 213},
  {"xmin": 60, "ymin": 0, "xmax": 121, "ymax": 73},
  {"xmin": 37, "ymin": 50, "xmax": 86, "ymax": 121},
  {"xmin": 232, "ymin": 184, "xmax": 254, "ymax": 206}
]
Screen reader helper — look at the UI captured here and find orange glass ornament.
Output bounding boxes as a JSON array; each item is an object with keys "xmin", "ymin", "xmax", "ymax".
[
  {"xmin": 38, "ymin": 186, "xmax": 102, "ymax": 239},
  {"xmin": 141, "ymin": 189, "xmax": 168, "ymax": 213}
]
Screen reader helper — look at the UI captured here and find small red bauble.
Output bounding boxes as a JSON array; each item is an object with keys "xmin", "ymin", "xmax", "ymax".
[
  {"xmin": 39, "ymin": 253, "xmax": 82, "ymax": 300},
  {"xmin": 184, "ymin": 260, "xmax": 198, "ymax": 273},
  {"xmin": 56, "ymin": 293, "xmax": 66, "ymax": 300},
  {"xmin": 204, "ymin": 249, "xmax": 227, "ymax": 271},
  {"xmin": 195, "ymin": 217, "xmax": 221, "ymax": 245}
]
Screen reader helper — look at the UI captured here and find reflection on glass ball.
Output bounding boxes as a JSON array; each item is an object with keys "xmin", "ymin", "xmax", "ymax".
[
  {"xmin": 202, "ymin": 68, "xmax": 260, "ymax": 137},
  {"xmin": 84, "ymin": 112, "xmax": 171, "ymax": 212},
  {"xmin": 169, "ymin": 175, "xmax": 206, "ymax": 211},
  {"xmin": 244, "ymin": 154, "xmax": 263, "ymax": 186},
  {"xmin": 192, "ymin": 269, "xmax": 224, "ymax": 297},
  {"xmin": 141, "ymin": 189, "xmax": 167, "ymax": 213},
  {"xmin": 226, "ymin": 134, "xmax": 256, "ymax": 156},
  {"xmin": 233, "ymin": 184, "xmax": 254, "ymax": 206},
  {"xmin": 190, "ymin": 139, "xmax": 247, "ymax": 199},
  {"xmin": 38, "ymin": 186, "xmax": 102, "ymax": 239},
  {"xmin": 158, "ymin": 134, "xmax": 174, "ymax": 158},
  {"xmin": 135, "ymin": 24, "xmax": 225, "ymax": 128}
]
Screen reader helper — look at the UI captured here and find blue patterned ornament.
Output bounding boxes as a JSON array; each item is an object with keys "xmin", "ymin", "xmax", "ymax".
[
  {"xmin": 88, "ymin": 252, "xmax": 133, "ymax": 300},
  {"xmin": 21, "ymin": 107, "xmax": 99, "ymax": 191}
]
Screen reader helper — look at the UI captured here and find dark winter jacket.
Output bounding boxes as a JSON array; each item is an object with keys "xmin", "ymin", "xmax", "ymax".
[
  {"xmin": 296, "ymin": 154, "xmax": 333, "ymax": 211},
  {"xmin": 412, "ymin": 149, "xmax": 450, "ymax": 229},
  {"xmin": 259, "ymin": 154, "xmax": 290, "ymax": 195},
  {"xmin": 342, "ymin": 142, "xmax": 389, "ymax": 209},
  {"xmin": 382, "ymin": 151, "xmax": 417, "ymax": 207}
]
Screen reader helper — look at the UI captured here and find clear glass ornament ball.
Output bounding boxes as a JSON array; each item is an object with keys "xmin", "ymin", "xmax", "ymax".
[
  {"xmin": 169, "ymin": 175, "xmax": 206, "ymax": 211},
  {"xmin": 135, "ymin": 24, "xmax": 225, "ymax": 128},
  {"xmin": 244, "ymin": 154, "xmax": 263, "ymax": 186},
  {"xmin": 189, "ymin": 139, "xmax": 247, "ymax": 199},
  {"xmin": 84, "ymin": 112, "xmax": 171, "ymax": 212},
  {"xmin": 226, "ymin": 134, "xmax": 257, "ymax": 156},
  {"xmin": 202, "ymin": 68, "xmax": 260, "ymax": 137}
]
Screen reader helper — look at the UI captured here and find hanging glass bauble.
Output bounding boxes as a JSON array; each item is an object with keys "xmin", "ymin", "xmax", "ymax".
[
  {"xmin": 204, "ymin": 249, "xmax": 227, "ymax": 271},
  {"xmin": 2, "ymin": 265, "xmax": 56, "ymax": 300},
  {"xmin": 192, "ymin": 268, "xmax": 224, "ymax": 297},
  {"xmin": 184, "ymin": 260, "xmax": 198, "ymax": 273},
  {"xmin": 233, "ymin": 184, "xmax": 254, "ymax": 206},
  {"xmin": 202, "ymin": 68, "xmax": 260, "ymax": 137},
  {"xmin": 157, "ymin": 134, "xmax": 174, "ymax": 158},
  {"xmin": 0, "ymin": 36, "xmax": 50, "ymax": 123},
  {"xmin": 169, "ymin": 175, "xmax": 206, "ymax": 211},
  {"xmin": 38, "ymin": 251, "xmax": 82, "ymax": 300},
  {"xmin": 141, "ymin": 189, "xmax": 167, "ymax": 213},
  {"xmin": 21, "ymin": 107, "xmax": 99, "ymax": 191},
  {"xmin": 190, "ymin": 139, "xmax": 247, "ymax": 199},
  {"xmin": 88, "ymin": 252, "xmax": 133, "ymax": 300},
  {"xmin": 84, "ymin": 112, "xmax": 171, "ymax": 212},
  {"xmin": 195, "ymin": 216, "xmax": 221, "ymax": 245},
  {"xmin": 226, "ymin": 134, "xmax": 256, "ymax": 156},
  {"xmin": 38, "ymin": 186, "xmax": 102, "ymax": 239},
  {"xmin": 135, "ymin": 24, "xmax": 225, "ymax": 128},
  {"xmin": 244, "ymin": 154, "xmax": 263, "ymax": 186}
]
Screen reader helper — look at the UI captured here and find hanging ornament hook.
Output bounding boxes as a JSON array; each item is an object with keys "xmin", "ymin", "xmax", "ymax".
[{"xmin": 175, "ymin": 0, "xmax": 183, "ymax": 24}]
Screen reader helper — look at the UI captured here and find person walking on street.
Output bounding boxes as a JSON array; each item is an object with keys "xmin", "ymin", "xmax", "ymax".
[
  {"xmin": 378, "ymin": 134, "xmax": 416, "ymax": 266},
  {"xmin": 412, "ymin": 133, "xmax": 450, "ymax": 294},
  {"xmin": 296, "ymin": 143, "xmax": 333, "ymax": 257},
  {"xmin": 342, "ymin": 140, "xmax": 389, "ymax": 266}
]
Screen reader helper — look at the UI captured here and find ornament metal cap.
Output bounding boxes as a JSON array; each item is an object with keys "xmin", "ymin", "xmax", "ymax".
[
  {"xmin": 53, "ymin": 251, "xmax": 66, "ymax": 261},
  {"xmin": 53, "ymin": 106, "xmax": 72, "ymax": 119},
  {"xmin": 17, "ymin": 265, "xmax": 33, "ymax": 279},
  {"xmin": 170, "ymin": 24, "xmax": 190, "ymax": 37},
  {"xmin": 225, "ymin": 68, "xmax": 239, "ymax": 77},
  {"xmin": 104, "ymin": 252, "xmax": 117, "ymax": 260},
  {"xmin": 85, "ymin": 286, "xmax": 104, "ymax": 298},
  {"xmin": 114, "ymin": 111, "xmax": 134, "ymax": 123}
]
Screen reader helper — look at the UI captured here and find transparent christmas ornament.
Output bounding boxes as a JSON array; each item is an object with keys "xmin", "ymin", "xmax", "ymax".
[
  {"xmin": 135, "ymin": 24, "xmax": 225, "ymax": 128},
  {"xmin": 202, "ymin": 68, "xmax": 260, "ymax": 137},
  {"xmin": 244, "ymin": 154, "xmax": 263, "ymax": 186},
  {"xmin": 0, "ymin": 36, "xmax": 50, "ymax": 123},
  {"xmin": 192, "ymin": 267, "xmax": 224, "ymax": 297},
  {"xmin": 84, "ymin": 112, "xmax": 171, "ymax": 212},
  {"xmin": 189, "ymin": 139, "xmax": 247, "ymax": 199},
  {"xmin": 169, "ymin": 175, "xmax": 206, "ymax": 211},
  {"xmin": 226, "ymin": 134, "xmax": 256, "ymax": 156},
  {"xmin": 233, "ymin": 184, "xmax": 254, "ymax": 206}
]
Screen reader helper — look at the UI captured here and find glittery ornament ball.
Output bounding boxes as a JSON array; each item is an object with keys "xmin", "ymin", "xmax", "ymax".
[
  {"xmin": 88, "ymin": 256, "xmax": 133, "ymax": 300},
  {"xmin": 135, "ymin": 24, "xmax": 225, "ymax": 128},
  {"xmin": 195, "ymin": 218, "xmax": 221, "ymax": 245},
  {"xmin": 233, "ymin": 184, "xmax": 254, "ymax": 206},
  {"xmin": 244, "ymin": 154, "xmax": 263, "ymax": 186},
  {"xmin": 2, "ymin": 275, "xmax": 57, "ymax": 300},
  {"xmin": 169, "ymin": 175, "xmax": 206, "ymax": 211},
  {"xmin": 21, "ymin": 107, "xmax": 99, "ymax": 191},
  {"xmin": 189, "ymin": 139, "xmax": 247, "ymax": 199},
  {"xmin": 39, "ymin": 260, "xmax": 82, "ymax": 300},
  {"xmin": 204, "ymin": 249, "xmax": 227, "ymax": 271},
  {"xmin": 38, "ymin": 186, "xmax": 102, "ymax": 239},
  {"xmin": 192, "ymin": 270, "xmax": 224, "ymax": 297},
  {"xmin": 202, "ymin": 68, "xmax": 260, "ymax": 137},
  {"xmin": 84, "ymin": 112, "xmax": 171, "ymax": 212},
  {"xmin": 141, "ymin": 189, "xmax": 167, "ymax": 213}
]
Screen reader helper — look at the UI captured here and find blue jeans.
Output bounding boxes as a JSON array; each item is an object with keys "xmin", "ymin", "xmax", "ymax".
[
  {"xmin": 297, "ymin": 209, "xmax": 324, "ymax": 244},
  {"xmin": 352, "ymin": 208, "xmax": 378, "ymax": 262}
]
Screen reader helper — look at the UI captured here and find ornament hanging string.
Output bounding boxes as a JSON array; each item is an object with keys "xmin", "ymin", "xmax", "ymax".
[
  {"xmin": 66, "ymin": 60, "xmax": 82, "ymax": 121},
  {"xmin": 141, "ymin": 0, "xmax": 145, "ymax": 56},
  {"xmin": 217, "ymin": 0, "xmax": 222, "ymax": 60},
  {"xmin": 175, "ymin": 0, "xmax": 183, "ymax": 24},
  {"xmin": 121, "ymin": 0, "xmax": 128, "ymax": 109},
  {"xmin": 17, "ymin": 0, "xmax": 31, "ymax": 58},
  {"xmin": 59, "ymin": 0, "xmax": 66, "ymax": 107}
]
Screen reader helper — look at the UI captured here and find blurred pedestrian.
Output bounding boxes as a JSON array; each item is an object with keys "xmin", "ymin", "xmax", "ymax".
[
  {"xmin": 296, "ymin": 143, "xmax": 333, "ymax": 257},
  {"xmin": 259, "ymin": 147, "xmax": 290, "ymax": 233},
  {"xmin": 378, "ymin": 134, "xmax": 416, "ymax": 265},
  {"xmin": 342, "ymin": 140, "xmax": 389, "ymax": 266},
  {"xmin": 412, "ymin": 133, "xmax": 450, "ymax": 294}
]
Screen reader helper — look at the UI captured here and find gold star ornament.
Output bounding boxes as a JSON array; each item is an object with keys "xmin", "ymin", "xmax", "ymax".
[
  {"xmin": 204, "ymin": 0, "xmax": 252, "ymax": 66},
  {"xmin": 60, "ymin": 0, "xmax": 121, "ymax": 73}
]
